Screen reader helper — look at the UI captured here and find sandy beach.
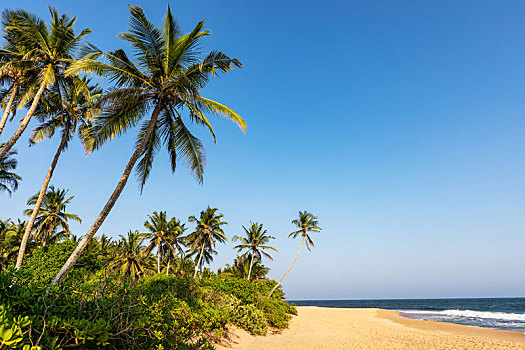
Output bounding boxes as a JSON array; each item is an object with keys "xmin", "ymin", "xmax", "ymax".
[{"xmin": 215, "ymin": 306, "xmax": 525, "ymax": 349}]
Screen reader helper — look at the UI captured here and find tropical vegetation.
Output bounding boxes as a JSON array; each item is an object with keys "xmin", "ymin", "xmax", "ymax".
[{"xmin": 0, "ymin": 4, "xmax": 321, "ymax": 349}]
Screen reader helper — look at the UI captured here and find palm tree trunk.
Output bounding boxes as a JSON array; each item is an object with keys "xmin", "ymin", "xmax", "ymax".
[
  {"xmin": 247, "ymin": 252, "xmax": 254, "ymax": 281},
  {"xmin": 43, "ymin": 222, "xmax": 54, "ymax": 247},
  {"xmin": 15, "ymin": 123, "xmax": 70, "ymax": 269},
  {"xmin": 157, "ymin": 242, "xmax": 161, "ymax": 274},
  {"xmin": 267, "ymin": 235, "xmax": 305, "ymax": 300},
  {"xmin": 0, "ymin": 81, "xmax": 46, "ymax": 159},
  {"xmin": 0, "ymin": 83, "xmax": 18, "ymax": 138},
  {"xmin": 52, "ymin": 104, "xmax": 162, "ymax": 285},
  {"xmin": 193, "ymin": 243, "xmax": 204, "ymax": 278},
  {"xmin": 166, "ymin": 258, "xmax": 170, "ymax": 275}
]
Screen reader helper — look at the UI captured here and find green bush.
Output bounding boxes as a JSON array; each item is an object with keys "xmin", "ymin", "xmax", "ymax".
[{"xmin": 22, "ymin": 241, "xmax": 101, "ymax": 284}]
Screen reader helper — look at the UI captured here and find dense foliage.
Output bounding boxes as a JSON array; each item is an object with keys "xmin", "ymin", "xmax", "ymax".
[{"xmin": 0, "ymin": 268, "xmax": 295, "ymax": 349}]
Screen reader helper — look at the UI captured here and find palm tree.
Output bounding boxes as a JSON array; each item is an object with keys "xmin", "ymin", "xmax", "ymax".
[
  {"xmin": 0, "ymin": 143, "xmax": 21, "ymax": 195},
  {"xmin": 53, "ymin": 5, "xmax": 245, "ymax": 284},
  {"xmin": 111, "ymin": 230, "xmax": 153, "ymax": 280},
  {"xmin": 23, "ymin": 186, "xmax": 81, "ymax": 247},
  {"xmin": 0, "ymin": 8, "xmax": 92, "ymax": 159},
  {"xmin": 15, "ymin": 78, "xmax": 100, "ymax": 268},
  {"xmin": 144, "ymin": 211, "xmax": 185, "ymax": 274},
  {"xmin": 0, "ymin": 219, "xmax": 28, "ymax": 270},
  {"xmin": 163, "ymin": 218, "xmax": 186, "ymax": 274},
  {"xmin": 222, "ymin": 255, "xmax": 270, "ymax": 280},
  {"xmin": 267, "ymin": 211, "xmax": 321, "ymax": 299},
  {"xmin": 186, "ymin": 206, "xmax": 227, "ymax": 278},
  {"xmin": 0, "ymin": 10, "xmax": 37, "ymax": 138},
  {"xmin": 232, "ymin": 222, "xmax": 277, "ymax": 281}
]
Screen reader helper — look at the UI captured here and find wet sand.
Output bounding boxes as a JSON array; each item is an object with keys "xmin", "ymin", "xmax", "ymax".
[{"xmin": 215, "ymin": 306, "xmax": 525, "ymax": 349}]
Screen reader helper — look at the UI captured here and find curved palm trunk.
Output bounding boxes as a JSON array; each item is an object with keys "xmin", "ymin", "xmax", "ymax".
[
  {"xmin": 0, "ymin": 84, "xmax": 18, "ymax": 138},
  {"xmin": 52, "ymin": 104, "xmax": 161, "ymax": 285},
  {"xmin": 0, "ymin": 81, "xmax": 46, "ymax": 159},
  {"xmin": 267, "ymin": 235, "xmax": 305, "ymax": 300},
  {"xmin": 247, "ymin": 252, "xmax": 254, "ymax": 281},
  {"xmin": 15, "ymin": 123, "xmax": 70, "ymax": 269},
  {"xmin": 193, "ymin": 243, "xmax": 204, "ymax": 278}
]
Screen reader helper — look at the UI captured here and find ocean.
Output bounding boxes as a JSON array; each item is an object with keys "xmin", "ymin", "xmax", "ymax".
[{"xmin": 291, "ymin": 298, "xmax": 525, "ymax": 332}]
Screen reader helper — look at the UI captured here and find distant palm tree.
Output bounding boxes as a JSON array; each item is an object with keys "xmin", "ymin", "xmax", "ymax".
[
  {"xmin": 187, "ymin": 206, "xmax": 227, "ymax": 278},
  {"xmin": 23, "ymin": 186, "xmax": 81, "ymax": 247},
  {"xmin": 232, "ymin": 222, "xmax": 277, "ymax": 281},
  {"xmin": 144, "ymin": 211, "xmax": 185, "ymax": 274},
  {"xmin": 163, "ymin": 218, "xmax": 186, "ymax": 275},
  {"xmin": 222, "ymin": 255, "xmax": 270, "ymax": 280},
  {"xmin": 112, "ymin": 230, "xmax": 152, "ymax": 280},
  {"xmin": 53, "ymin": 5, "xmax": 244, "ymax": 285},
  {"xmin": 0, "ymin": 8, "xmax": 92, "ymax": 159},
  {"xmin": 0, "ymin": 143, "xmax": 21, "ymax": 195},
  {"xmin": 16, "ymin": 78, "xmax": 100, "ymax": 268},
  {"xmin": 267, "ymin": 211, "xmax": 321, "ymax": 299}
]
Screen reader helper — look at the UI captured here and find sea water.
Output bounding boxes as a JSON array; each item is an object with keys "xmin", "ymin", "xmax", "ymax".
[{"xmin": 291, "ymin": 298, "xmax": 525, "ymax": 332}]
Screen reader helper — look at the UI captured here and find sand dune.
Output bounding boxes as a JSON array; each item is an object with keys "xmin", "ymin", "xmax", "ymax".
[{"xmin": 215, "ymin": 306, "xmax": 525, "ymax": 349}]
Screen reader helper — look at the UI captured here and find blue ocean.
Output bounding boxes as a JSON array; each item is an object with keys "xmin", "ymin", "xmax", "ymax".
[{"xmin": 291, "ymin": 298, "xmax": 525, "ymax": 332}]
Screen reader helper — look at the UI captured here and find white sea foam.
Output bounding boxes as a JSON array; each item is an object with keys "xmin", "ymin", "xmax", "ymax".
[{"xmin": 401, "ymin": 309, "xmax": 525, "ymax": 322}]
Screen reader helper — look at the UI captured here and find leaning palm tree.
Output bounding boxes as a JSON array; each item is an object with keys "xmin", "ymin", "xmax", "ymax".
[
  {"xmin": 0, "ymin": 10, "xmax": 38, "ymax": 138},
  {"xmin": 232, "ymin": 222, "xmax": 277, "ymax": 281},
  {"xmin": 15, "ymin": 78, "xmax": 100, "ymax": 268},
  {"xmin": 186, "ymin": 206, "xmax": 227, "ymax": 278},
  {"xmin": 0, "ymin": 8, "xmax": 92, "ymax": 159},
  {"xmin": 23, "ymin": 186, "xmax": 81, "ymax": 247},
  {"xmin": 0, "ymin": 143, "xmax": 21, "ymax": 195},
  {"xmin": 53, "ymin": 5, "xmax": 245, "ymax": 284},
  {"xmin": 144, "ymin": 211, "xmax": 184, "ymax": 274},
  {"xmin": 267, "ymin": 211, "xmax": 321, "ymax": 299}
]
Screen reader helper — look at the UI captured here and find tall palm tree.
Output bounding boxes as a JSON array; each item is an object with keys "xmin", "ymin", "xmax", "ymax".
[
  {"xmin": 0, "ymin": 8, "xmax": 92, "ymax": 159},
  {"xmin": 53, "ymin": 5, "xmax": 245, "ymax": 285},
  {"xmin": 267, "ymin": 211, "xmax": 321, "ymax": 299},
  {"xmin": 23, "ymin": 186, "xmax": 81, "ymax": 247},
  {"xmin": 111, "ymin": 230, "xmax": 152, "ymax": 280},
  {"xmin": 15, "ymin": 78, "xmax": 100, "ymax": 268},
  {"xmin": 144, "ymin": 211, "xmax": 185, "ymax": 274},
  {"xmin": 232, "ymin": 222, "xmax": 277, "ymax": 281},
  {"xmin": 186, "ymin": 206, "xmax": 227, "ymax": 278},
  {"xmin": 0, "ymin": 143, "xmax": 21, "ymax": 195},
  {"xmin": 0, "ymin": 10, "xmax": 38, "ymax": 138}
]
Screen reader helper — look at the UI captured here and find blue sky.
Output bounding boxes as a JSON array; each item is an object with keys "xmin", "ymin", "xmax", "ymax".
[{"xmin": 2, "ymin": 0, "xmax": 525, "ymax": 299}]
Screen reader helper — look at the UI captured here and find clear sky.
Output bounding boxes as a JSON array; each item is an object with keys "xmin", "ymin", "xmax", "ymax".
[{"xmin": 2, "ymin": 0, "xmax": 525, "ymax": 300}]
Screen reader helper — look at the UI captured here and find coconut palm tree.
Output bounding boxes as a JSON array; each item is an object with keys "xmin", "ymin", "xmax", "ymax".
[
  {"xmin": 232, "ymin": 222, "xmax": 277, "ymax": 281},
  {"xmin": 111, "ymin": 230, "xmax": 153, "ymax": 280},
  {"xmin": 15, "ymin": 78, "xmax": 100, "ymax": 268},
  {"xmin": 0, "ymin": 10, "xmax": 38, "ymax": 138},
  {"xmin": 267, "ymin": 211, "xmax": 321, "ymax": 299},
  {"xmin": 222, "ymin": 255, "xmax": 270, "ymax": 280},
  {"xmin": 53, "ymin": 5, "xmax": 245, "ymax": 284},
  {"xmin": 0, "ymin": 8, "xmax": 92, "ymax": 159},
  {"xmin": 163, "ymin": 218, "xmax": 186, "ymax": 274},
  {"xmin": 0, "ymin": 143, "xmax": 21, "ymax": 195},
  {"xmin": 23, "ymin": 186, "xmax": 81, "ymax": 247},
  {"xmin": 144, "ymin": 211, "xmax": 185, "ymax": 274},
  {"xmin": 186, "ymin": 206, "xmax": 227, "ymax": 278}
]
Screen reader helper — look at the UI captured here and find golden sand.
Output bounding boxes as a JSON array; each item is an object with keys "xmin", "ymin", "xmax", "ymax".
[{"xmin": 215, "ymin": 306, "xmax": 525, "ymax": 349}]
